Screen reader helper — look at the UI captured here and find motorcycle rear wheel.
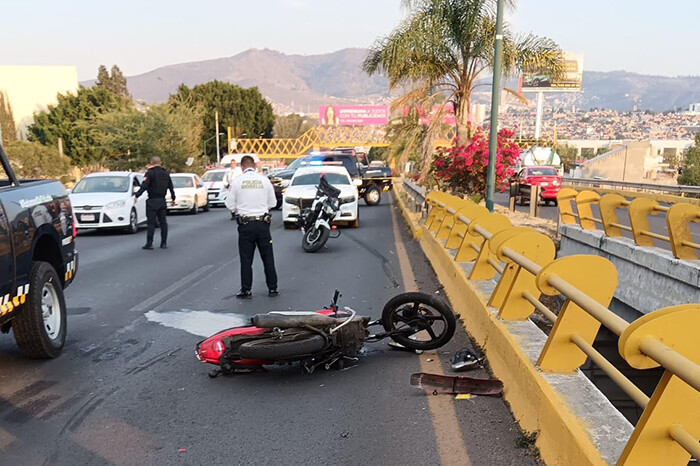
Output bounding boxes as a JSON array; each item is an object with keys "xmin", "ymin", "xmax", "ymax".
[
  {"xmin": 238, "ymin": 332, "xmax": 326, "ymax": 360},
  {"xmin": 381, "ymin": 292, "xmax": 456, "ymax": 351},
  {"xmin": 302, "ymin": 226, "xmax": 330, "ymax": 253}
]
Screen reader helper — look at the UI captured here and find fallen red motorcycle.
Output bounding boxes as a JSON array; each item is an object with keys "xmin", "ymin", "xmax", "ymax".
[{"xmin": 195, "ymin": 291, "xmax": 456, "ymax": 377}]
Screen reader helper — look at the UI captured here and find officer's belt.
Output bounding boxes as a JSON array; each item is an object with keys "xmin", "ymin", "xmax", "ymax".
[{"xmin": 238, "ymin": 214, "xmax": 270, "ymax": 223}]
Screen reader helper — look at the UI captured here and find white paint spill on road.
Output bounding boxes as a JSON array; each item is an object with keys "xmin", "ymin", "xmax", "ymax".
[{"xmin": 144, "ymin": 310, "xmax": 250, "ymax": 337}]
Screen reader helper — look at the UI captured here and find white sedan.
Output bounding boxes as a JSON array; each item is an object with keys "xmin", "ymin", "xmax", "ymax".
[
  {"xmin": 167, "ymin": 174, "xmax": 210, "ymax": 214},
  {"xmin": 202, "ymin": 168, "xmax": 228, "ymax": 207},
  {"xmin": 282, "ymin": 165, "xmax": 360, "ymax": 229},
  {"xmin": 70, "ymin": 172, "xmax": 147, "ymax": 233}
]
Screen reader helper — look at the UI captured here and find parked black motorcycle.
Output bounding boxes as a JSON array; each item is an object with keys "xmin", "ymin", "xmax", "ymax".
[{"xmin": 296, "ymin": 175, "xmax": 342, "ymax": 252}]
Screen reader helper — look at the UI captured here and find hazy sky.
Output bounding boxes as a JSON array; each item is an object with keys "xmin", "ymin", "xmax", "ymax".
[{"xmin": 2, "ymin": 0, "xmax": 698, "ymax": 81}]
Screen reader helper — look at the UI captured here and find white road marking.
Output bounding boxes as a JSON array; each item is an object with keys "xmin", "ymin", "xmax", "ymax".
[{"xmin": 144, "ymin": 310, "xmax": 250, "ymax": 337}]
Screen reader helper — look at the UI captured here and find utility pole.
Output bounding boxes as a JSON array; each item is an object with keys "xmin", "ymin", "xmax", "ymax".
[
  {"xmin": 534, "ymin": 92, "xmax": 544, "ymax": 139},
  {"xmin": 215, "ymin": 111, "xmax": 221, "ymax": 166},
  {"xmin": 485, "ymin": 0, "xmax": 505, "ymax": 212}
]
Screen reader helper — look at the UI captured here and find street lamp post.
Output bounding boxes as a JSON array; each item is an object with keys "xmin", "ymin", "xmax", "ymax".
[
  {"xmin": 204, "ymin": 133, "xmax": 224, "ymax": 162},
  {"xmin": 485, "ymin": 0, "xmax": 505, "ymax": 212}
]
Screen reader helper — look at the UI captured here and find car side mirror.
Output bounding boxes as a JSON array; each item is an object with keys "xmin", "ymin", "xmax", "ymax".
[
  {"xmin": 353, "ymin": 179, "xmax": 363, "ymax": 187},
  {"xmin": 133, "ymin": 186, "xmax": 140, "ymax": 194}
]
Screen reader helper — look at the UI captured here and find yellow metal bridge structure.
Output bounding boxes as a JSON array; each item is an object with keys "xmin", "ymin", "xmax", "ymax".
[
  {"xmin": 228, "ymin": 125, "xmax": 548, "ymax": 159},
  {"xmin": 228, "ymin": 126, "xmax": 390, "ymax": 160}
]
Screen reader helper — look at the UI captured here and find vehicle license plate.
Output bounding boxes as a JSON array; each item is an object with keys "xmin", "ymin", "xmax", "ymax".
[
  {"xmin": 81, "ymin": 214, "xmax": 95, "ymax": 221},
  {"xmin": 209, "ymin": 194, "xmax": 216, "ymax": 199}
]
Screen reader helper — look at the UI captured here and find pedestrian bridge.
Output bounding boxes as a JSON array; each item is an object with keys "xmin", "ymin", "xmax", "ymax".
[
  {"xmin": 228, "ymin": 125, "xmax": 544, "ymax": 159},
  {"xmin": 396, "ymin": 179, "xmax": 700, "ymax": 465}
]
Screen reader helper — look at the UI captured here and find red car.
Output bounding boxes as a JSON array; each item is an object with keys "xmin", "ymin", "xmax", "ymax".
[{"xmin": 514, "ymin": 166, "xmax": 562, "ymax": 205}]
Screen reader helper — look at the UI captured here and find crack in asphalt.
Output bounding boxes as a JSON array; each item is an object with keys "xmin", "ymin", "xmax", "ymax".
[{"xmin": 344, "ymin": 233, "xmax": 400, "ymax": 288}]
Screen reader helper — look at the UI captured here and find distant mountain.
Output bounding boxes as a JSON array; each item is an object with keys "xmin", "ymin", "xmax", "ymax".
[
  {"xmin": 80, "ymin": 49, "xmax": 700, "ymax": 113},
  {"xmin": 577, "ymin": 71, "xmax": 700, "ymax": 112}
]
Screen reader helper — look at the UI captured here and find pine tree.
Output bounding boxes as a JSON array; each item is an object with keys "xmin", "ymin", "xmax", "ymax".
[
  {"xmin": 110, "ymin": 65, "xmax": 129, "ymax": 98},
  {"xmin": 0, "ymin": 90, "xmax": 17, "ymax": 145},
  {"xmin": 96, "ymin": 65, "xmax": 110, "ymax": 88},
  {"xmin": 95, "ymin": 64, "xmax": 130, "ymax": 99}
]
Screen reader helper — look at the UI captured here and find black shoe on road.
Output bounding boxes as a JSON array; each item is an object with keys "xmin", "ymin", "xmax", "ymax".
[
  {"xmin": 160, "ymin": 243, "xmax": 167, "ymax": 249},
  {"xmin": 236, "ymin": 289, "xmax": 252, "ymax": 299},
  {"xmin": 268, "ymin": 289, "xmax": 279, "ymax": 297},
  {"xmin": 142, "ymin": 244, "xmax": 154, "ymax": 250}
]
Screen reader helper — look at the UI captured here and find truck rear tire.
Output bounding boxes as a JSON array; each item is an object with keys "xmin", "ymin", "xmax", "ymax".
[
  {"xmin": 364, "ymin": 185, "xmax": 381, "ymax": 206},
  {"xmin": 12, "ymin": 261, "xmax": 67, "ymax": 359}
]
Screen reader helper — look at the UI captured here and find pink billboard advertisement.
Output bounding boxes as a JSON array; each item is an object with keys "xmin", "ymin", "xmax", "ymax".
[{"xmin": 319, "ymin": 105, "xmax": 388, "ymax": 126}]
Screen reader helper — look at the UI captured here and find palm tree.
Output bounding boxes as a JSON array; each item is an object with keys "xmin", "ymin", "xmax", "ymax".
[{"xmin": 363, "ymin": 0, "xmax": 565, "ymax": 141}]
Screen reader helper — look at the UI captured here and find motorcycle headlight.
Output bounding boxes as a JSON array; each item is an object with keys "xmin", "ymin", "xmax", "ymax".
[{"xmin": 105, "ymin": 199, "xmax": 127, "ymax": 210}]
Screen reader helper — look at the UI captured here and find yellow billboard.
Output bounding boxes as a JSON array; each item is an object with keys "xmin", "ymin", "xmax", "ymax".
[{"xmin": 520, "ymin": 52, "xmax": 584, "ymax": 92}]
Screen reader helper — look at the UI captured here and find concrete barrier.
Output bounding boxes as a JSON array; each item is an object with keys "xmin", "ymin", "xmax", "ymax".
[
  {"xmin": 559, "ymin": 224, "xmax": 700, "ymax": 322},
  {"xmin": 394, "ymin": 185, "xmax": 632, "ymax": 465}
]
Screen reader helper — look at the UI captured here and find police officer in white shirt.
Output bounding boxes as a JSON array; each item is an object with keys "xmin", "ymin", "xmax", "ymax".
[
  {"xmin": 223, "ymin": 159, "xmax": 243, "ymax": 188},
  {"xmin": 223, "ymin": 159, "xmax": 243, "ymax": 220},
  {"xmin": 225, "ymin": 155, "xmax": 278, "ymax": 298}
]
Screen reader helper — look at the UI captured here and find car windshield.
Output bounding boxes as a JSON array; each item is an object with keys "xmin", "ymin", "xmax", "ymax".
[
  {"xmin": 287, "ymin": 157, "xmax": 307, "ymax": 170},
  {"xmin": 172, "ymin": 176, "xmax": 194, "ymax": 188},
  {"xmin": 528, "ymin": 168, "xmax": 558, "ymax": 176},
  {"xmin": 202, "ymin": 171, "xmax": 224, "ymax": 182},
  {"xmin": 73, "ymin": 176, "xmax": 130, "ymax": 193},
  {"xmin": 291, "ymin": 173, "xmax": 350, "ymax": 186}
]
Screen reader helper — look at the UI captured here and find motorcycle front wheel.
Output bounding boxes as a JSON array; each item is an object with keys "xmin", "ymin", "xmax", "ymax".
[
  {"xmin": 302, "ymin": 226, "xmax": 330, "ymax": 253},
  {"xmin": 381, "ymin": 292, "xmax": 456, "ymax": 351}
]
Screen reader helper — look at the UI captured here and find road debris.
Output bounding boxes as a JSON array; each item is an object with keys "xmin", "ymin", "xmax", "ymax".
[
  {"xmin": 450, "ymin": 348, "xmax": 483, "ymax": 372},
  {"xmin": 387, "ymin": 341, "xmax": 423, "ymax": 354},
  {"xmin": 410, "ymin": 372, "xmax": 503, "ymax": 396}
]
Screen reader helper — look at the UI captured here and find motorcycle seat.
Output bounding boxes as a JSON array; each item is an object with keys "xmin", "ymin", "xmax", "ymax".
[{"xmin": 252, "ymin": 312, "xmax": 360, "ymax": 329}]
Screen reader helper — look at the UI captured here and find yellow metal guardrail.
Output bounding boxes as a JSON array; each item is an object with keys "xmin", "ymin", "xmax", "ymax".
[
  {"xmin": 416, "ymin": 187, "xmax": 700, "ymax": 465},
  {"xmin": 557, "ymin": 188, "xmax": 700, "ymax": 261}
]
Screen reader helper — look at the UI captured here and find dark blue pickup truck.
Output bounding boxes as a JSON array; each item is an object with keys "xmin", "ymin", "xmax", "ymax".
[{"xmin": 0, "ymin": 143, "xmax": 77, "ymax": 358}]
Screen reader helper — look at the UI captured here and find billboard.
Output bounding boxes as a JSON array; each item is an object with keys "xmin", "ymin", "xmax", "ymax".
[
  {"xmin": 319, "ymin": 105, "xmax": 388, "ymax": 126},
  {"xmin": 402, "ymin": 103, "xmax": 456, "ymax": 126},
  {"xmin": 520, "ymin": 52, "xmax": 584, "ymax": 92}
]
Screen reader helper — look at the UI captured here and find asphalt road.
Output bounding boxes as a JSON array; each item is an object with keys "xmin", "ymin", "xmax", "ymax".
[{"xmin": 0, "ymin": 196, "xmax": 534, "ymax": 465}]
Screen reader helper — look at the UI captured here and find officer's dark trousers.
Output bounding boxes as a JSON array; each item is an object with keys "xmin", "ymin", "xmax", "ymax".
[
  {"xmin": 146, "ymin": 197, "xmax": 168, "ymax": 246},
  {"xmin": 238, "ymin": 221, "xmax": 277, "ymax": 291}
]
